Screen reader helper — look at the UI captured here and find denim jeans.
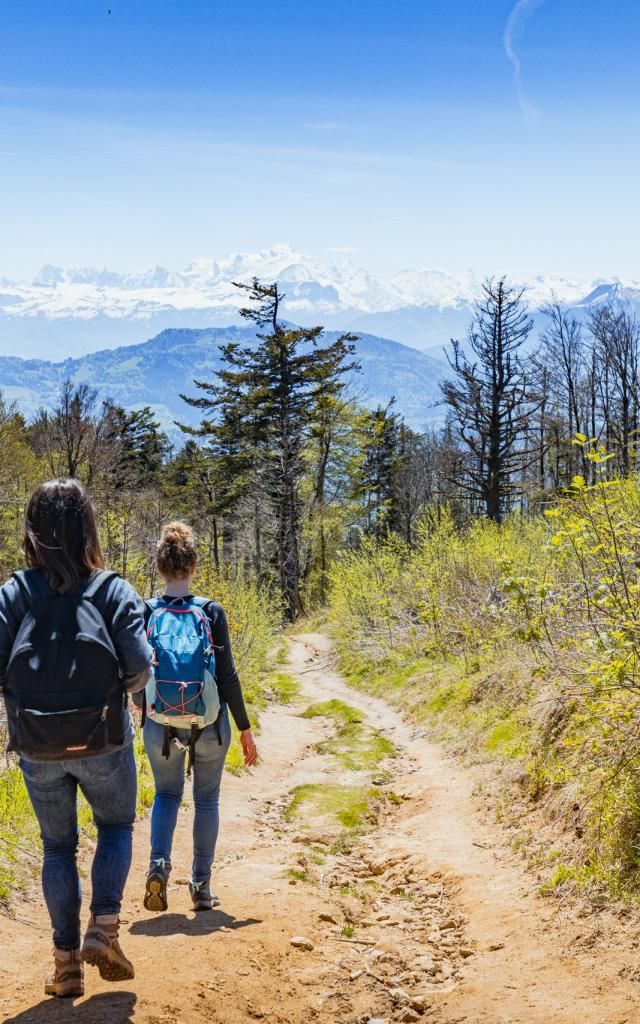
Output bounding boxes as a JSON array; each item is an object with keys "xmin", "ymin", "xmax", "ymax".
[
  {"xmin": 143, "ymin": 709, "xmax": 231, "ymax": 885},
  {"xmin": 20, "ymin": 743, "xmax": 137, "ymax": 951}
]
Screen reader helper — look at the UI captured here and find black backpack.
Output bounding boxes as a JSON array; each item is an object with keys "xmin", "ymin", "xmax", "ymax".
[{"xmin": 4, "ymin": 569, "xmax": 126, "ymax": 761}]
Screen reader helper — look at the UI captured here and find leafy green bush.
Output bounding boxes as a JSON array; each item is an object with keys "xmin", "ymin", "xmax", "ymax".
[{"xmin": 328, "ymin": 461, "xmax": 640, "ymax": 901}]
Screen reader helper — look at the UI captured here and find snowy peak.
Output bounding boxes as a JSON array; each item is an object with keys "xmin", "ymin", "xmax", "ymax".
[
  {"xmin": 2, "ymin": 245, "xmax": 640, "ymax": 360},
  {"xmin": 20, "ymin": 246, "xmax": 635, "ymax": 318},
  {"xmin": 391, "ymin": 268, "xmax": 480, "ymax": 309}
]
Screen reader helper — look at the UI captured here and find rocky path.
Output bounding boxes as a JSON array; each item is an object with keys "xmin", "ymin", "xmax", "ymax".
[{"xmin": 1, "ymin": 633, "xmax": 639, "ymax": 1024}]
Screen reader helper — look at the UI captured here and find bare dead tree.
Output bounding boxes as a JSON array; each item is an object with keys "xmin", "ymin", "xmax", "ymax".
[
  {"xmin": 529, "ymin": 303, "xmax": 590, "ymax": 488},
  {"xmin": 441, "ymin": 278, "xmax": 536, "ymax": 522},
  {"xmin": 29, "ymin": 379, "xmax": 115, "ymax": 486},
  {"xmin": 589, "ymin": 303, "xmax": 640, "ymax": 477}
]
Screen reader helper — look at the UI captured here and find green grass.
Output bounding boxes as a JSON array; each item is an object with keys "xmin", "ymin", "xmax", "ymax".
[
  {"xmin": 287, "ymin": 867, "xmax": 310, "ymax": 882},
  {"xmin": 134, "ymin": 729, "xmax": 156, "ymax": 812},
  {"xmin": 302, "ymin": 699, "xmax": 363, "ymax": 725},
  {"xmin": 338, "ymin": 644, "xmax": 534, "ymax": 764},
  {"xmin": 0, "ymin": 766, "xmax": 41, "ymax": 899},
  {"xmin": 225, "ymin": 680, "xmax": 268, "ymax": 773},
  {"xmin": 540, "ymin": 862, "xmax": 576, "ymax": 894},
  {"xmin": 273, "ymin": 641, "xmax": 290, "ymax": 665},
  {"xmin": 78, "ymin": 793, "xmax": 97, "ymax": 840},
  {"xmin": 303, "ymin": 699, "xmax": 396, "ymax": 772},
  {"xmin": 268, "ymin": 671, "xmax": 301, "ymax": 704},
  {"xmin": 484, "ymin": 716, "xmax": 531, "ymax": 760},
  {"xmin": 316, "ymin": 722, "xmax": 395, "ymax": 772},
  {"xmin": 285, "ymin": 782, "xmax": 379, "ymax": 831}
]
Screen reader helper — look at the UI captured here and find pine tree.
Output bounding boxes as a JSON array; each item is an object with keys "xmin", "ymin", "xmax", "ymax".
[
  {"xmin": 181, "ymin": 359, "xmax": 256, "ymax": 570},
  {"xmin": 351, "ymin": 402, "xmax": 404, "ymax": 540},
  {"xmin": 183, "ymin": 278, "xmax": 357, "ymax": 620},
  {"xmin": 105, "ymin": 404, "xmax": 170, "ymax": 487}
]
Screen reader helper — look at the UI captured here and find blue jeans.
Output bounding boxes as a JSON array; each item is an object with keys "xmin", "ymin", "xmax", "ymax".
[
  {"xmin": 20, "ymin": 743, "xmax": 137, "ymax": 951},
  {"xmin": 143, "ymin": 710, "xmax": 231, "ymax": 885}
]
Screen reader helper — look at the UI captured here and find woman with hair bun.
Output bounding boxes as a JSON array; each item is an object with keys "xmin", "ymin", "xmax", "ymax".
[{"xmin": 141, "ymin": 521, "xmax": 257, "ymax": 913}]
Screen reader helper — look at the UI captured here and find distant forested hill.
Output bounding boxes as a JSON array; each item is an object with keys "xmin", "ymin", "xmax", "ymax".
[{"xmin": 0, "ymin": 326, "xmax": 447, "ymax": 443}]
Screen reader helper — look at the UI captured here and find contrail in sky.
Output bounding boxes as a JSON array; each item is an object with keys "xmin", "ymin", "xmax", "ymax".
[{"xmin": 504, "ymin": 0, "xmax": 546, "ymax": 119}]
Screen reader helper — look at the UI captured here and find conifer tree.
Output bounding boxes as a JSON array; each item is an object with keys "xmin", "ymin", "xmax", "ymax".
[
  {"xmin": 351, "ymin": 402, "xmax": 404, "ymax": 540},
  {"xmin": 181, "ymin": 361, "xmax": 256, "ymax": 570},
  {"xmin": 183, "ymin": 278, "xmax": 357, "ymax": 620},
  {"xmin": 105, "ymin": 404, "xmax": 170, "ymax": 487}
]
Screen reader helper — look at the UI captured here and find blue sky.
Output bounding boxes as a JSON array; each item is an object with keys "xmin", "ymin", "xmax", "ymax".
[{"xmin": 1, "ymin": 0, "xmax": 639, "ymax": 280}]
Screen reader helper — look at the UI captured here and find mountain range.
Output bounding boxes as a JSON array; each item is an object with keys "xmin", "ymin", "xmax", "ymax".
[
  {"xmin": 2, "ymin": 244, "xmax": 639, "ymax": 360},
  {"xmin": 0, "ymin": 326, "xmax": 448, "ymax": 443}
]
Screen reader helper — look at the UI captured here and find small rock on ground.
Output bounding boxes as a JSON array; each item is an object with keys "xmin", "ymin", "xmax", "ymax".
[{"xmin": 398, "ymin": 1010, "xmax": 421, "ymax": 1023}]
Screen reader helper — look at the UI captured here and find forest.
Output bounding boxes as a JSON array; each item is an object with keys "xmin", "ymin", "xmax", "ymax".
[{"xmin": 2, "ymin": 275, "xmax": 640, "ymax": 905}]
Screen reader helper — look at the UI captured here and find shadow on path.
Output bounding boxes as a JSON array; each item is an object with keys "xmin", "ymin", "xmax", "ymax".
[
  {"xmin": 5, "ymin": 992, "xmax": 136, "ymax": 1024},
  {"xmin": 129, "ymin": 909, "xmax": 261, "ymax": 936}
]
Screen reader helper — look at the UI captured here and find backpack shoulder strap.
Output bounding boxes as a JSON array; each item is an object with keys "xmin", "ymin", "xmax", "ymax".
[
  {"xmin": 82, "ymin": 570, "xmax": 120, "ymax": 603},
  {"xmin": 145, "ymin": 597, "xmax": 164, "ymax": 630},
  {"xmin": 12, "ymin": 568, "xmax": 51, "ymax": 605},
  {"xmin": 191, "ymin": 598, "xmax": 216, "ymax": 638},
  {"xmin": 186, "ymin": 598, "xmax": 214, "ymax": 645}
]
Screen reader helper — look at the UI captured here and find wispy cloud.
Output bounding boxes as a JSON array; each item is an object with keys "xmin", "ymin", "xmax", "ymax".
[{"xmin": 503, "ymin": 0, "xmax": 546, "ymax": 119}]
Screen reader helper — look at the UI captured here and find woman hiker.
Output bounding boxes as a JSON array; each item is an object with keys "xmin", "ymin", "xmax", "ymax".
[
  {"xmin": 140, "ymin": 521, "xmax": 258, "ymax": 914},
  {"xmin": 0, "ymin": 478, "xmax": 153, "ymax": 998}
]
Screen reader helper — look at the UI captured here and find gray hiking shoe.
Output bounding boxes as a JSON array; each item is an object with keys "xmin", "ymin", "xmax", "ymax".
[
  {"xmin": 81, "ymin": 914, "xmax": 134, "ymax": 982},
  {"xmin": 44, "ymin": 947, "xmax": 84, "ymax": 999},
  {"xmin": 189, "ymin": 878, "xmax": 220, "ymax": 912},
  {"xmin": 144, "ymin": 858, "xmax": 170, "ymax": 913}
]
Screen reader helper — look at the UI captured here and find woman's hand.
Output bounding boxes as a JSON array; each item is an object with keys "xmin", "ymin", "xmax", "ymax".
[{"xmin": 241, "ymin": 729, "xmax": 258, "ymax": 767}]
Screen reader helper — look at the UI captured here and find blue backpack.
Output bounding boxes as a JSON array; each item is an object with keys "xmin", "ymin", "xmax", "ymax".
[{"xmin": 144, "ymin": 597, "xmax": 221, "ymax": 772}]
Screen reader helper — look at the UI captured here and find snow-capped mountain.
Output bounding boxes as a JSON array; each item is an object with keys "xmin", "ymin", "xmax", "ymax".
[{"xmin": 1, "ymin": 243, "xmax": 638, "ymax": 359}]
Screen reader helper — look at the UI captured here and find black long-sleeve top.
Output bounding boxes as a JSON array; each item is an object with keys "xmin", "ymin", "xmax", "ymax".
[{"xmin": 143, "ymin": 595, "xmax": 251, "ymax": 732}]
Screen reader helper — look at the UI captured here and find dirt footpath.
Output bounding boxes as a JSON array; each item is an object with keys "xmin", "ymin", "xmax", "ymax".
[{"xmin": 1, "ymin": 633, "xmax": 639, "ymax": 1024}]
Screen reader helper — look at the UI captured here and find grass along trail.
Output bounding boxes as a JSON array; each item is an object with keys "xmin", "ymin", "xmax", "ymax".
[{"xmin": 0, "ymin": 632, "xmax": 637, "ymax": 1023}]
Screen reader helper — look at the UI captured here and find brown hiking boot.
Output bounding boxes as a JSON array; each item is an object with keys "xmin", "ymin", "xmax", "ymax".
[
  {"xmin": 44, "ymin": 947, "xmax": 84, "ymax": 998},
  {"xmin": 81, "ymin": 914, "xmax": 134, "ymax": 982}
]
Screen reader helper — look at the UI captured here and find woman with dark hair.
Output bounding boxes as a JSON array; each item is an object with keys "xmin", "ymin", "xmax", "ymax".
[{"xmin": 0, "ymin": 479, "xmax": 152, "ymax": 998}]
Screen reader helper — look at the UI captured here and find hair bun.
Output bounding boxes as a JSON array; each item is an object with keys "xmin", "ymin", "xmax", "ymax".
[
  {"xmin": 163, "ymin": 523, "xmax": 192, "ymax": 545},
  {"xmin": 156, "ymin": 521, "xmax": 197, "ymax": 579}
]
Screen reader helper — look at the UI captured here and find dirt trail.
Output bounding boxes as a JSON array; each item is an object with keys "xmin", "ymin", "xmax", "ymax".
[{"xmin": 1, "ymin": 632, "xmax": 639, "ymax": 1024}]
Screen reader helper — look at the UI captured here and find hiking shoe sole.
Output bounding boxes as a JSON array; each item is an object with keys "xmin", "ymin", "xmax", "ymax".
[
  {"xmin": 81, "ymin": 942, "xmax": 135, "ymax": 982},
  {"xmin": 144, "ymin": 874, "xmax": 168, "ymax": 913}
]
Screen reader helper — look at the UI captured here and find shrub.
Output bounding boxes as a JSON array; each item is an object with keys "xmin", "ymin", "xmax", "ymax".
[{"xmin": 328, "ymin": 460, "xmax": 640, "ymax": 900}]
